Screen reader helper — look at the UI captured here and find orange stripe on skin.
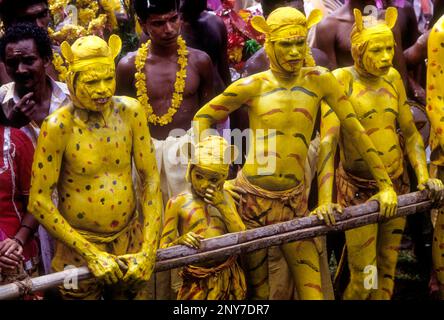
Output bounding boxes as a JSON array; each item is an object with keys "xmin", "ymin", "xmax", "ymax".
[
  {"xmin": 378, "ymin": 88, "xmax": 396, "ymax": 99},
  {"xmin": 260, "ymin": 108, "xmax": 283, "ymax": 117},
  {"xmin": 360, "ymin": 236, "xmax": 376, "ymax": 249},
  {"xmin": 320, "ymin": 172, "xmax": 334, "ymax": 188},
  {"xmin": 164, "ymin": 217, "xmax": 175, "ymax": 226},
  {"xmin": 252, "ymin": 277, "xmax": 268, "ymax": 288},
  {"xmin": 306, "ymin": 70, "xmax": 321, "ymax": 76},
  {"xmin": 287, "ymin": 153, "xmax": 304, "ymax": 167},
  {"xmin": 304, "ymin": 283, "xmax": 322, "ymax": 293},
  {"xmin": 293, "ymin": 108, "xmax": 314, "ymax": 122},
  {"xmin": 384, "ymin": 125, "xmax": 395, "ymax": 131},
  {"xmin": 194, "ymin": 228, "xmax": 207, "ymax": 234},
  {"xmin": 338, "ymin": 95, "xmax": 348, "ymax": 102},
  {"xmin": 210, "ymin": 104, "xmax": 230, "ymax": 112},
  {"xmin": 366, "ymin": 127, "xmax": 380, "ymax": 135},
  {"xmin": 186, "ymin": 207, "xmax": 200, "ymax": 223},
  {"xmin": 326, "ymin": 126, "xmax": 339, "ymax": 136}
]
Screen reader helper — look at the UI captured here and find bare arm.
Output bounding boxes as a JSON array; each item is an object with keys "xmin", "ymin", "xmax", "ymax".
[
  {"xmin": 197, "ymin": 51, "xmax": 216, "ymax": 105},
  {"xmin": 194, "ymin": 76, "xmax": 259, "ymax": 138},
  {"xmin": 118, "ymin": 98, "xmax": 162, "ymax": 282},
  {"xmin": 395, "ymin": 71, "xmax": 429, "ymax": 185},
  {"xmin": 116, "ymin": 52, "xmax": 137, "ymax": 97},
  {"xmin": 313, "ymin": 18, "xmax": 338, "ymax": 69}
]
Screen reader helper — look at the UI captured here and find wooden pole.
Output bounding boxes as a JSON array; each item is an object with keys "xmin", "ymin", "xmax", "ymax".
[{"xmin": 0, "ymin": 190, "xmax": 433, "ymax": 300}]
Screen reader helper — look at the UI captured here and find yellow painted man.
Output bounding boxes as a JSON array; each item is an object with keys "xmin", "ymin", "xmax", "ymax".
[
  {"xmin": 28, "ymin": 35, "xmax": 162, "ymax": 299},
  {"xmin": 160, "ymin": 135, "xmax": 246, "ymax": 300},
  {"xmin": 194, "ymin": 7, "xmax": 399, "ymax": 300},
  {"xmin": 322, "ymin": 8, "xmax": 444, "ymax": 300},
  {"xmin": 426, "ymin": 14, "xmax": 444, "ymax": 299}
]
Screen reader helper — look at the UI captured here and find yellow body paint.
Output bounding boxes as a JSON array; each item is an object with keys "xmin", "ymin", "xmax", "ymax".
[
  {"xmin": 28, "ymin": 35, "xmax": 162, "ymax": 299},
  {"xmin": 194, "ymin": 7, "xmax": 398, "ymax": 300},
  {"xmin": 427, "ymin": 15, "xmax": 444, "ymax": 299},
  {"xmin": 323, "ymin": 8, "xmax": 443, "ymax": 300},
  {"xmin": 160, "ymin": 136, "xmax": 246, "ymax": 299}
]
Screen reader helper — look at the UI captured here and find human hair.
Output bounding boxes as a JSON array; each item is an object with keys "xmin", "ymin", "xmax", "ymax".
[
  {"xmin": 133, "ymin": 0, "xmax": 180, "ymax": 22},
  {"xmin": 0, "ymin": 22, "xmax": 53, "ymax": 62},
  {"xmin": 0, "ymin": 0, "xmax": 48, "ymax": 28},
  {"xmin": 180, "ymin": 0, "xmax": 207, "ymax": 21}
]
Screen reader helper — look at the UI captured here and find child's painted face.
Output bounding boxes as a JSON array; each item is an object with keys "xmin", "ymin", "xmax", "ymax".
[
  {"xmin": 190, "ymin": 165, "xmax": 226, "ymax": 197},
  {"xmin": 361, "ymin": 34, "xmax": 394, "ymax": 76},
  {"xmin": 74, "ymin": 64, "xmax": 115, "ymax": 111}
]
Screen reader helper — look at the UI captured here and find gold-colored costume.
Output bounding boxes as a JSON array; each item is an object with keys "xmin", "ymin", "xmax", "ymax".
[
  {"xmin": 28, "ymin": 35, "xmax": 162, "ymax": 299},
  {"xmin": 194, "ymin": 7, "xmax": 398, "ymax": 300},
  {"xmin": 160, "ymin": 136, "xmax": 246, "ymax": 300},
  {"xmin": 427, "ymin": 14, "xmax": 444, "ymax": 299},
  {"xmin": 323, "ymin": 8, "xmax": 443, "ymax": 300}
]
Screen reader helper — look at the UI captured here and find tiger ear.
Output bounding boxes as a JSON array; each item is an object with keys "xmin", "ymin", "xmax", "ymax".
[
  {"xmin": 108, "ymin": 34, "xmax": 122, "ymax": 59},
  {"xmin": 251, "ymin": 15, "xmax": 270, "ymax": 34},
  {"xmin": 353, "ymin": 8, "xmax": 364, "ymax": 32},
  {"xmin": 306, "ymin": 9, "xmax": 323, "ymax": 29},
  {"xmin": 385, "ymin": 6, "xmax": 398, "ymax": 29},
  {"xmin": 60, "ymin": 41, "xmax": 74, "ymax": 64}
]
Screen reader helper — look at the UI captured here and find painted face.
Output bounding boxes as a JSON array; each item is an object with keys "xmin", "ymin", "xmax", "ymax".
[
  {"xmin": 273, "ymin": 36, "xmax": 306, "ymax": 74},
  {"xmin": 74, "ymin": 65, "xmax": 116, "ymax": 112},
  {"xmin": 15, "ymin": 3, "xmax": 51, "ymax": 28},
  {"xmin": 361, "ymin": 34, "xmax": 394, "ymax": 76},
  {"xmin": 141, "ymin": 11, "xmax": 181, "ymax": 46},
  {"xmin": 190, "ymin": 166, "xmax": 226, "ymax": 198},
  {"xmin": 4, "ymin": 39, "xmax": 48, "ymax": 95}
]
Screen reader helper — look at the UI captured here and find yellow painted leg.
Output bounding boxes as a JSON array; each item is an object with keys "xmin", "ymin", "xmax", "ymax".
[
  {"xmin": 281, "ymin": 239, "xmax": 324, "ymax": 300},
  {"xmin": 433, "ymin": 167, "xmax": 444, "ymax": 299},
  {"xmin": 244, "ymin": 249, "xmax": 270, "ymax": 299},
  {"xmin": 343, "ymin": 224, "xmax": 378, "ymax": 300},
  {"xmin": 370, "ymin": 217, "xmax": 406, "ymax": 300}
]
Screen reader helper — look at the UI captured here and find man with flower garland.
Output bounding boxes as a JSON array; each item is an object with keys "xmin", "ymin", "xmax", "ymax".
[
  {"xmin": 116, "ymin": 0, "xmax": 214, "ymax": 300},
  {"xmin": 116, "ymin": 0, "xmax": 214, "ymax": 202}
]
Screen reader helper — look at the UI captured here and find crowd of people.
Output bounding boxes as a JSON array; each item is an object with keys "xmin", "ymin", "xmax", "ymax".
[{"xmin": 1, "ymin": 0, "xmax": 444, "ymax": 301}]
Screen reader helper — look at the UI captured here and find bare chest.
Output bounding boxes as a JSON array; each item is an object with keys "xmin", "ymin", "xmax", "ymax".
[
  {"xmin": 64, "ymin": 118, "xmax": 133, "ymax": 176},
  {"xmin": 349, "ymin": 81, "xmax": 399, "ymax": 126},
  {"xmin": 144, "ymin": 58, "xmax": 200, "ymax": 101}
]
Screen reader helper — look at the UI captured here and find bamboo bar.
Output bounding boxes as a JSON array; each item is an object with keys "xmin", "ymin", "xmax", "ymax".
[{"xmin": 0, "ymin": 190, "xmax": 433, "ymax": 300}]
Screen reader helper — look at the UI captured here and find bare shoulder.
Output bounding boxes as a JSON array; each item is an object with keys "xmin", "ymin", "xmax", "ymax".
[
  {"xmin": 331, "ymin": 66, "xmax": 353, "ymax": 82},
  {"xmin": 116, "ymin": 51, "xmax": 137, "ymax": 74},
  {"xmin": 113, "ymin": 96, "xmax": 143, "ymax": 114},
  {"xmin": 187, "ymin": 47, "xmax": 212, "ymax": 67},
  {"xmin": 302, "ymin": 66, "xmax": 331, "ymax": 82},
  {"xmin": 43, "ymin": 105, "xmax": 74, "ymax": 133},
  {"xmin": 167, "ymin": 192, "xmax": 193, "ymax": 211},
  {"xmin": 385, "ymin": 67, "xmax": 402, "ymax": 83}
]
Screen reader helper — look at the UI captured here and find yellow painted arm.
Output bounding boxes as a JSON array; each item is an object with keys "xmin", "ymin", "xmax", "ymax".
[
  {"xmin": 159, "ymin": 198, "xmax": 180, "ymax": 249},
  {"xmin": 194, "ymin": 76, "xmax": 260, "ymax": 139},
  {"xmin": 427, "ymin": 16, "xmax": 444, "ymax": 151},
  {"xmin": 322, "ymin": 71, "xmax": 394, "ymax": 191},
  {"xmin": 395, "ymin": 72, "xmax": 429, "ymax": 184},
  {"xmin": 317, "ymin": 101, "xmax": 340, "ymax": 205},
  {"xmin": 28, "ymin": 111, "xmax": 101, "ymax": 261}
]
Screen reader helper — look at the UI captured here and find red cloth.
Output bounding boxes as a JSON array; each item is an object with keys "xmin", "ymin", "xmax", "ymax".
[{"xmin": 0, "ymin": 126, "xmax": 38, "ymax": 261}]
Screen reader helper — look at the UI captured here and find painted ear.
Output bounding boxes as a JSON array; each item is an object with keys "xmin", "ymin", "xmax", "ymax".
[
  {"xmin": 353, "ymin": 8, "xmax": 364, "ymax": 32},
  {"xmin": 181, "ymin": 142, "xmax": 195, "ymax": 163},
  {"xmin": 251, "ymin": 15, "xmax": 270, "ymax": 34},
  {"xmin": 385, "ymin": 7, "xmax": 398, "ymax": 29},
  {"xmin": 224, "ymin": 144, "xmax": 239, "ymax": 164},
  {"xmin": 60, "ymin": 41, "xmax": 74, "ymax": 63},
  {"xmin": 108, "ymin": 34, "xmax": 122, "ymax": 59},
  {"xmin": 306, "ymin": 9, "xmax": 323, "ymax": 29}
]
